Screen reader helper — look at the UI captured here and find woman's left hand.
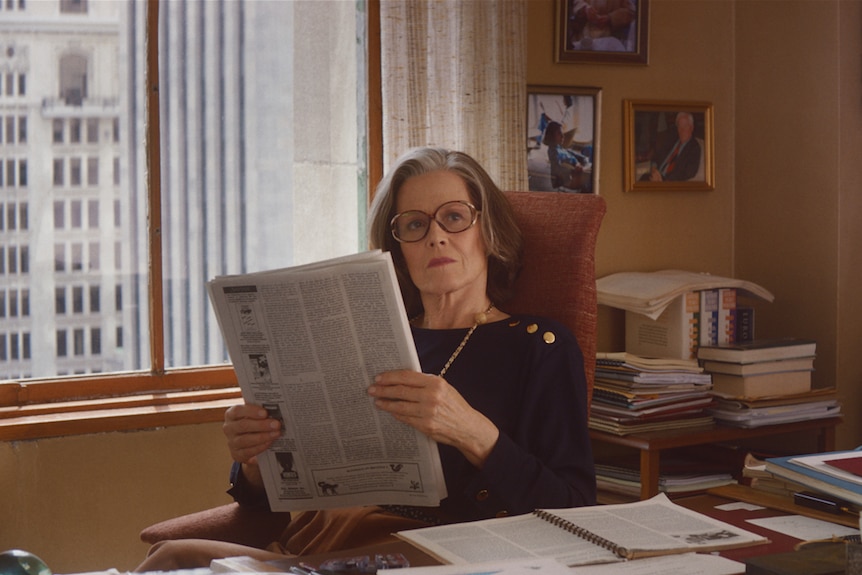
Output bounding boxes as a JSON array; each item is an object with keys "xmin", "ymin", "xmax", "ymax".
[{"xmin": 368, "ymin": 369, "xmax": 500, "ymax": 468}]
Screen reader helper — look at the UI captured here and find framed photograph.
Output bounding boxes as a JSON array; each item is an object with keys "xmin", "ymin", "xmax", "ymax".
[
  {"xmin": 556, "ymin": 0, "xmax": 649, "ymax": 65},
  {"xmin": 623, "ymin": 99, "xmax": 715, "ymax": 192},
  {"xmin": 526, "ymin": 85, "xmax": 602, "ymax": 194}
]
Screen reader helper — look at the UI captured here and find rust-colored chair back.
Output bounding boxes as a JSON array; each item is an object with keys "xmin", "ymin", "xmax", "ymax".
[{"xmin": 503, "ymin": 192, "xmax": 606, "ymax": 404}]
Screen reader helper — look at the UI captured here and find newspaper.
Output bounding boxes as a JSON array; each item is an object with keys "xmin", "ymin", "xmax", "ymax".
[{"xmin": 207, "ymin": 250, "xmax": 446, "ymax": 511}]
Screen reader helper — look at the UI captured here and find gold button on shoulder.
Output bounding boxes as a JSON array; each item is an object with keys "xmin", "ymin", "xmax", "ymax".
[
  {"xmin": 475, "ymin": 489, "xmax": 490, "ymax": 501},
  {"xmin": 526, "ymin": 323, "xmax": 538, "ymax": 334},
  {"xmin": 508, "ymin": 320, "xmax": 521, "ymax": 327},
  {"xmin": 495, "ymin": 510, "xmax": 509, "ymax": 518},
  {"xmin": 543, "ymin": 331, "xmax": 556, "ymax": 344}
]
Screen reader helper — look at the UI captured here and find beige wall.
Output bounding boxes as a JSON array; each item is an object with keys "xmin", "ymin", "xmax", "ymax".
[
  {"xmin": 2, "ymin": 0, "xmax": 861, "ymax": 572},
  {"xmin": 528, "ymin": 0, "xmax": 861, "ymax": 446}
]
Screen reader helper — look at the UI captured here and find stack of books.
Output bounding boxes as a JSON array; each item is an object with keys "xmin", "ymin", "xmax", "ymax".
[
  {"xmin": 697, "ymin": 339, "xmax": 842, "ymax": 427},
  {"xmin": 596, "ymin": 454, "xmax": 737, "ymax": 499},
  {"xmin": 741, "ymin": 452, "xmax": 811, "ymax": 497},
  {"xmin": 762, "ymin": 449, "xmax": 862, "ymax": 511},
  {"xmin": 596, "ymin": 269, "xmax": 773, "ymax": 360},
  {"xmin": 589, "ymin": 352, "xmax": 715, "ymax": 435}
]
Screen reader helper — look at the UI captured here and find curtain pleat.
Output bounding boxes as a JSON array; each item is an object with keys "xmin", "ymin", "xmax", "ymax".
[{"xmin": 380, "ymin": 0, "xmax": 528, "ymax": 191}]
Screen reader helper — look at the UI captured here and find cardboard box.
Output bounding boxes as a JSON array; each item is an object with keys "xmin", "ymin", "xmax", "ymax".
[{"xmin": 625, "ymin": 291, "xmax": 700, "ymax": 360}]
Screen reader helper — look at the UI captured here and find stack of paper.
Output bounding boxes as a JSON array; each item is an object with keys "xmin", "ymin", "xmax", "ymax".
[
  {"xmin": 590, "ymin": 352, "xmax": 715, "ymax": 435},
  {"xmin": 708, "ymin": 388, "xmax": 841, "ymax": 428},
  {"xmin": 765, "ymin": 449, "xmax": 862, "ymax": 508},
  {"xmin": 597, "ymin": 269, "xmax": 774, "ymax": 320}
]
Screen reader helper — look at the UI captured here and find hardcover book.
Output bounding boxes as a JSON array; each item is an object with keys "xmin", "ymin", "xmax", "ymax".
[
  {"xmin": 696, "ymin": 338, "xmax": 816, "ymax": 364},
  {"xmin": 710, "ymin": 369, "xmax": 812, "ymax": 398},
  {"xmin": 701, "ymin": 356, "xmax": 815, "ymax": 377}
]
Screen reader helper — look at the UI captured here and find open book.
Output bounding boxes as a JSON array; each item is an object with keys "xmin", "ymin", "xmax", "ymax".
[
  {"xmin": 207, "ymin": 250, "xmax": 446, "ymax": 511},
  {"xmin": 396, "ymin": 493, "xmax": 768, "ymax": 567}
]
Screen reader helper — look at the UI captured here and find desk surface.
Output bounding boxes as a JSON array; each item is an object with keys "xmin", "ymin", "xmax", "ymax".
[{"xmin": 265, "ymin": 490, "xmax": 854, "ymax": 573}]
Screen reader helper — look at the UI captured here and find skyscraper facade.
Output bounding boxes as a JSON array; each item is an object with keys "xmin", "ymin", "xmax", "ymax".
[{"xmin": 0, "ymin": 0, "xmax": 364, "ymax": 380}]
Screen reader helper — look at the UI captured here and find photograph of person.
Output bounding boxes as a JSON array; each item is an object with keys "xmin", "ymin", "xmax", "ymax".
[
  {"xmin": 526, "ymin": 89, "xmax": 598, "ymax": 193},
  {"xmin": 558, "ymin": 0, "xmax": 648, "ymax": 63},
  {"xmin": 637, "ymin": 111, "xmax": 703, "ymax": 182}
]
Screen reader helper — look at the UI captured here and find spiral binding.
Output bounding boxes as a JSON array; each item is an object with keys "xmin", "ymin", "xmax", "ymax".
[{"xmin": 532, "ymin": 509, "xmax": 629, "ymax": 558}]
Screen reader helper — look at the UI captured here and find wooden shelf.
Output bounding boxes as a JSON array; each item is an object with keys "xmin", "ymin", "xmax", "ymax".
[{"xmin": 590, "ymin": 417, "xmax": 842, "ymax": 500}]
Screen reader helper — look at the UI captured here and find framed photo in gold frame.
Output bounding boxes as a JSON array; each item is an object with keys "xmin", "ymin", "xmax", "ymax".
[
  {"xmin": 624, "ymin": 99, "xmax": 714, "ymax": 192},
  {"xmin": 556, "ymin": 0, "xmax": 649, "ymax": 65}
]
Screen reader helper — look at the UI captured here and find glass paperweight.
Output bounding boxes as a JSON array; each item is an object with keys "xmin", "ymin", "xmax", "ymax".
[{"xmin": 0, "ymin": 550, "xmax": 51, "ymax": 575}]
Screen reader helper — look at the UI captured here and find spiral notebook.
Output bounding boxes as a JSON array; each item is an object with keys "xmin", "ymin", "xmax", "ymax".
[{"xmin": 396, "ymin": 493, "xmax": 769, "ymax": 567}]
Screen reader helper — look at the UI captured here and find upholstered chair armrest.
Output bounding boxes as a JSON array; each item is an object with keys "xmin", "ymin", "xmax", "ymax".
[{"xmin": 140, "ymin": 502, "xmax": 291, "ymax": 549}]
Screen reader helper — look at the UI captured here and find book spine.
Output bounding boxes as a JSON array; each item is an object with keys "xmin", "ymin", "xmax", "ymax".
[
  {"xmin": 532, "ymin": 509, "xmax": 626, "ymax": 558},
  {"xmin": 735, "ymin": 306, "xmax": 755, "ymax": 343},
  {"xmin": 699, "ymin": 289, "xmax": 719, "ymax": 347},
  {"xmin": 718, "ymin": 288, "xmax": 737, "ymax": 345},
  {"xmin": 684, "ymin": 291, "xmax": 700, "ymax": 360}
]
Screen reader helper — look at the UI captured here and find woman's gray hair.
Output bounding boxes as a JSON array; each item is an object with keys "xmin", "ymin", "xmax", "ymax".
[{"xmin": 368, "ymin": 147, "xmax": 523, "ymax": 317}]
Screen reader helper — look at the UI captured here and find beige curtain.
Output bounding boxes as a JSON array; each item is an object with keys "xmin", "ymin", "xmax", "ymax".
[{"xmin": 380, "ymin": 0, "xmax": 528, "ymax": 191}]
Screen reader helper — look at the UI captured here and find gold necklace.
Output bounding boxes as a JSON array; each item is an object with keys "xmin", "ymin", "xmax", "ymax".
[{"xmin": 438, "ymin": 303, "xmax": 494, "ymax": 377}]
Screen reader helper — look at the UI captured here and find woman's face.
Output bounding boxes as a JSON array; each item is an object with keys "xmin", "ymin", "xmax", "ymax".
[{"xmin": 395, "ymin": 170, "xmax": 488, "ymax": 302}]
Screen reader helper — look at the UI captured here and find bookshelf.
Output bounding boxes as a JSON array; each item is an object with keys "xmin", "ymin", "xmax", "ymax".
[{"xmin": 590, "ymin": 417, "xmax": 841, "ymax": 501}]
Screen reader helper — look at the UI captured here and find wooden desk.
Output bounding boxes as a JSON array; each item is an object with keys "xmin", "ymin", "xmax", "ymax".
[
  {"xmin": 265, "ymin": 491, "xmax": 851, "ymax": 574},
  {"xmin": 590, "ymin": 417, "xmax": 841, "ymax": 500}
]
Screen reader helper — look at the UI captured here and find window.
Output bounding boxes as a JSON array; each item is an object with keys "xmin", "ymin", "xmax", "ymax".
[
  {"xmin": 55, "ymin": 287, "xmax": 66, "ymax": 314},
  {"xmin": 87, "ymin": 199, "xmax": 98, "ymax": 227},
  {"xmin": 60, "ymin": 56, "xmax": 87, "ymax": 106},
  {"xmin": 73, "ymin": 328, "xmax": 84, "ymax": 356},
  {"xmin": 91, "ymin": 327, "xmax": 101, "ymax": 355},
  {"xmin": 53, "ymin": 119, "xmax": 64, "ymax": 143},
  {"xmin": 87, "ymin": 157, "xmax": 98, "ymax": 185},
  {"xmin": 89, "ymin": 285, "xmax": 99, "ymax": 312},
  {"xmin": 56, "ymin": 330, "xmax": 67, "ymax": 357},
  {"xmin": 1, "ymin": 0, "xmax": 371, "ymax": 441},
  {"xmin": 54, "ymin": 243, "xmax": 65, "ymax": 272},
  {"xmin": 72, "ymin": 286, "xmax": 83, "ymax": 313},
  {"xmin": 70, "ymin": 119, "xmax": 81, "ymax": 143},
  {"xmin": 53, "ymin": 158, "xmax": 64, "ymax": 186},
  {"xmin": 61, "ymin": 0, "xmax": 87, "ymax": 14},
  {"xmin": 18, "ymin": 115, "xmax": 26, "ymax": 143},
  {"xmin": 7, "ymin": 246, "xmax": 16, "ymax": 274},
  {"xmin": 86, "ymin": 118, "xmax": 98, "ymax": 143},
  {"xmin": 70, "ymin": 157, "xmax": 81, "ymax": 186},
  {"xmin": 54, "ymin": 201, "xmax": 64, "ymax": 229},
  {"xmin": 70, "ymin": 200, "xmax": 82, "ymax": 228}
]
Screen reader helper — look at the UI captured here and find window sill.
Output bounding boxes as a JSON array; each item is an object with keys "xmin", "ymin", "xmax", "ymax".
[{"xmin": 0, "ymin": 367, "xmax": 243, "ymax": 441}]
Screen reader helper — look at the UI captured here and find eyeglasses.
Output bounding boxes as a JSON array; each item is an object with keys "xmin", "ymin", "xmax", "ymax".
[{"xmin": 390, "ymin": 200, "xmax": 480, "ymax": 243}]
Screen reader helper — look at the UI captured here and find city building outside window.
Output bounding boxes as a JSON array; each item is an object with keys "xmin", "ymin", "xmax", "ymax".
[{"xmin": 0, "ymin": 0, "xmax": 370, "ymax": 440}]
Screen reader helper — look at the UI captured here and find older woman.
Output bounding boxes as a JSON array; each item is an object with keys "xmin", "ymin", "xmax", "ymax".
[{"xmin": 136, "ymin": 148, "xmax": 595, "ymax": 570}]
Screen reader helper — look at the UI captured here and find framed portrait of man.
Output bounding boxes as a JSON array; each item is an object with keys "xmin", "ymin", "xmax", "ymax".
[{"xmin": 624, "ymin": 99, "xmax": 715, "ymax": 192}]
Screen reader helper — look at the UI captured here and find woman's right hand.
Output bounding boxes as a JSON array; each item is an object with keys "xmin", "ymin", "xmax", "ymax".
[{"xmin": 223, "ymin": 403, "xmax": 282, "ymax": 465}]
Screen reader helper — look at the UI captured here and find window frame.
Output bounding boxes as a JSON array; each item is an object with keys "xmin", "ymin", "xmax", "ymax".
[{"xmin": 0, "ymin": 0, "xmax": 383, "ymax": 441}]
